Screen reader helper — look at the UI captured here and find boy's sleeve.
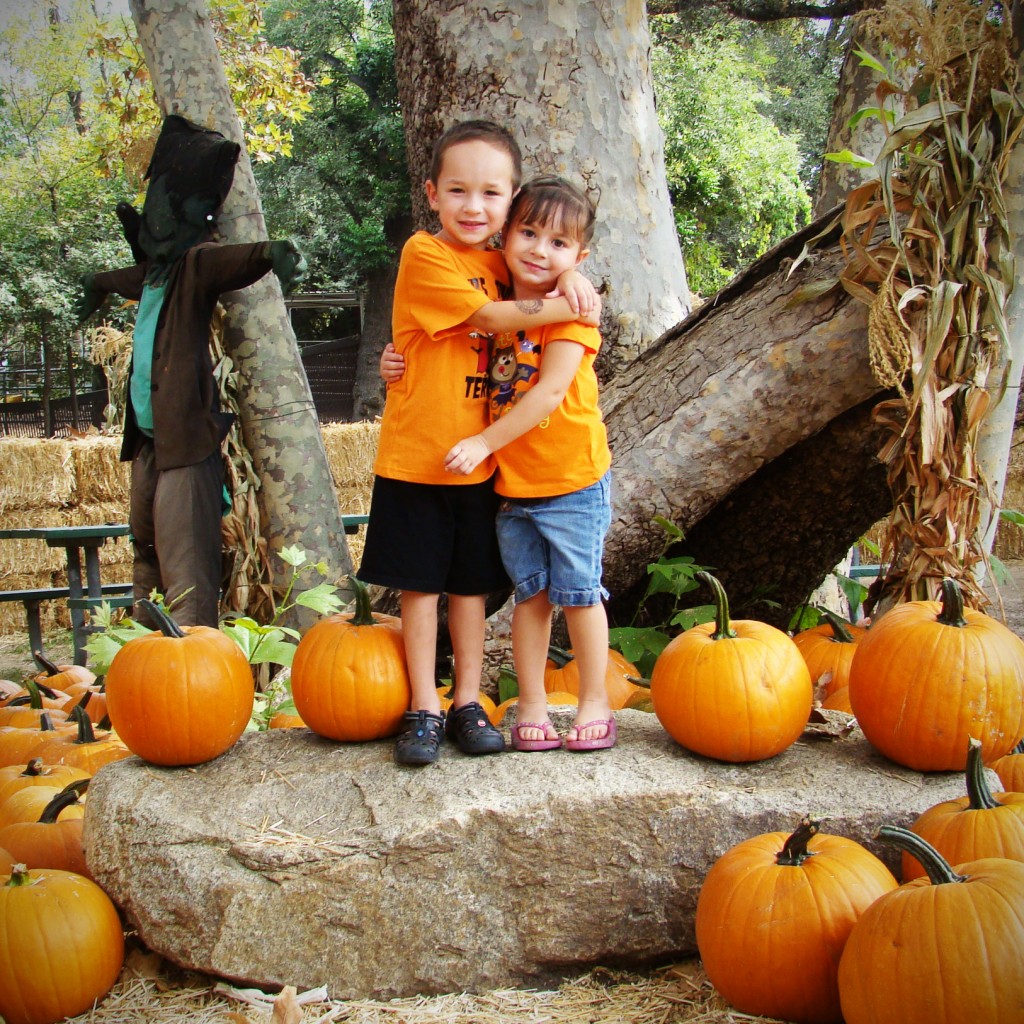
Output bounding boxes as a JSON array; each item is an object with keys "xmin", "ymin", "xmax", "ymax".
[{"xmin": 402, "ymin": 235, "xmax": 495, "ymax": 341}]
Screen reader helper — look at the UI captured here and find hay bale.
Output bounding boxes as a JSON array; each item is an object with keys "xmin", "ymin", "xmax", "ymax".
[
  {"xmin": 0, "ymin": 569, "xmax": 64, "ymax": 636},
  {"xmin": 322, "ymin": 420, "xmax": 378, "ymax": 493},
  {"xmin": 70, "ymin": 436, "xmax": 130, "ymax": 504},
  {"xmin": 0, "ymin": 438, "xmax": 77, "ymax": 513}
]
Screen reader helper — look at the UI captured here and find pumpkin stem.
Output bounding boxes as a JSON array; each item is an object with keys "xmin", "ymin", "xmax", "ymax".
[
  {"xmin": 346, "ymin": 575, "xmax": 377, "ymax": 627},
  {"xmin": 38, "ymin": 778, "xmax": 90, "ymax": 824},
  {"xmin": 5, "ymin": 864, "xmax": 34, "ymax": 887},
  {"xmin": 20, "ymin": 758, "xmax": 45, "ymax": 777},
  {"xmin": 1010, "ymin": 737, "xmax": 1024, "ymax": 756},
  {"xmin": 138, "ymin": 598, "xmax": 187, "ymax": 638},
  {"xmin": 697, "ymin": 571, "xmax": 737, "ymax": 640},
  {"xmin": 69, "ymin": 702, "xmax": 99, "ymax": 745},
  {"xmin": 39, "ymin": 711, "xmax": 56, "ymax": 733},
  {"xmin": 817, "ymin": 608, "xmax": 857, "ymax": 644},
  {"xmin": 32, "ymin": 650, "xmax": 62, "ymax": 677},
  {"xmin": 936, "ymin": 577, "xmax": 968, "ymax": 628},
  {"xmin": 546, "ymin": 645, "xmax": 575, "ymax": 668},
  {"xmin": 878, "ymin": 824, "xmax": 967, "ymax": 885},
  {"xmin": 964, "ymin": 736, "xmax": 1001, "ymax": 811},
  {"xmin": 776, "ymin": 817, "xmax": 821, "ymax": 866},
  {"xmin": 22, "ymin": 679, "xmax": 45, "ymax": 710}
]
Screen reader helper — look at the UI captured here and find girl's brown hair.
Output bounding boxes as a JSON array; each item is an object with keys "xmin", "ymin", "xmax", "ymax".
[{"xmin": 506, "ymin": 175, "xmax": 597, "ymax": 247}]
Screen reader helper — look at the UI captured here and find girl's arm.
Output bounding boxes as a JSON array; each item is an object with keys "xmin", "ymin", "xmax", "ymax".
[
  {"xmin": 445, "ymin": 340, "xmax": 585, "ymax": 475},
  {"xmin": 467, "ymin": 294, "xmax": 600, "ymax": 334}
]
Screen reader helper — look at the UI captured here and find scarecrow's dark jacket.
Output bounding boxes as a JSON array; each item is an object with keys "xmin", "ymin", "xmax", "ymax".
[{"xmin": 91, "ymin": 241, "xmax": 275, "ymax": 470}]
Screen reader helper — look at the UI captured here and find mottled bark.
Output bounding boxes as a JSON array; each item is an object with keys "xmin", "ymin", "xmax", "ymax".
[
  {"xmin": 600, "ymin": 211, "xmax": 886, "ymax": 614},
  {"xmin": 128, "ymin": 0, "xmax": 352, "ymax": 613},
  {"xmin": 392, "ymin": 0, "xmax": 688, "ymax": 371},
  {"xmin": 621, "ymin": 398, "xmax": 892, "ymax": 630},
  {"xmin": 814, "ymin": 9, "xmax": 895, "ymax": 217}
]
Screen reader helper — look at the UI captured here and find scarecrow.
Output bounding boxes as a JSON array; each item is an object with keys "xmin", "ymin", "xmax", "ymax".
[{"xmin": 75, "ymin": 114, "xmax": 306, "ymax": 627}]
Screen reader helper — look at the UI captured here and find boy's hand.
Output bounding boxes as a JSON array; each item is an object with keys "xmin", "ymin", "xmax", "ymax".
[
  {"xmin": 445, "ymin": 435, "xmax": 491, "ymax": 475},
  {"xmin": 268, "ymin": 240, "xmax": 307, "ymax": 295},
  {"xmin": 380, "ymin": 342, "xmax": 405, "ymax": 383},
  {"xmin": 549, "ymin": 268, "xmax": 600, "ymax": 317},
  {"xmin": 73, "ymin": 274, "xmax": 105, "ymax": 323}
]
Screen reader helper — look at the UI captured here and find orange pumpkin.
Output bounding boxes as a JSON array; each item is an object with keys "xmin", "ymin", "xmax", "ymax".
[
  {"xmin": 33, "ymin": 705, "xmax": 130, "ymax": 774},
  {"xmin": 838, "ymin": 826, "xmax": 1024, "ymax": 1024},
  {"xmin": 0, "ymin": 759, "xmax": 90, "ymax": 806},
  {"xmin": 0, "ymin": 866, "xmax": 124, "ymax": 1024},
  {"xmin": 0, "ymin": 784, "xmax": 84, "ymax": 829},
  {"xmin": 291, "ymin": 575, "xmax": 410, "ymax": 741},
  {"xmin": 0, "ymin": 715, "xmax": 62, "ymax": 769},
  {"xmin": 436, "ymin": 685, "xmax": 498, "ymax": 721},
  {"xmin": 268, "ymin": 710, "xmax": 307, "ymax": 729},
  {"xmin": 105, "ymin": 599, "xmax": 254, "ymax": 765},
  {"xmin": 0, "ymin": 680, "xmax": 70, "ymax": 730},
  {"xmin": 848, "ymin": 577, "xmax": 1024, "ymax": 771},
  {"xmin": 650, "ymin": 572, "xmax": 812, "ymax": 762},
  {"xmin": 697, "ymin": 818, "xmax": 897, "ymax": 1024},
  {"xmin": 0, "ymin": 781, "xmax": 90, "ymax": 877},
  {"xmin": 32, "ymin": 651, "xmax": 96, "ymax": 693},
  {"xmin": 989, "ymin": 737, "xmax": 1024, "ymax": 792},
  {"xmin": 902, "ymin": 737, "xmax": 1024, "ymax": 881},
  {"xmin": 0, "ymin": 845, "xmax": 12, "ymax": 876},
  {"xmin": 793, "ymin": 610, "xmax": 865, "ymax": 700},
  {"xmin": 543, "ymin": 646, "xmax": 643, "ymax": 710}
]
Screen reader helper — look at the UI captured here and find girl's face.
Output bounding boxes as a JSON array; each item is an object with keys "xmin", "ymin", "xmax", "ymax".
[
  {"xmin": 502, "ymin": 211, "xmax": 588, "ymax": 298},
  {"xmin": 425, "ymin": 140, "xmax": 516, "ymax": 249}
]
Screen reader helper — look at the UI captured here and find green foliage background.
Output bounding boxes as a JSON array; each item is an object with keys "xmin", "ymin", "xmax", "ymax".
[{"xmin": 0, "ymin": 0, "xmax": 844, "ymax": 398}]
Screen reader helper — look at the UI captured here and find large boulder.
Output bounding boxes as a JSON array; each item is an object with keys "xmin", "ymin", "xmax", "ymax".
[{"xmin": 84, "ymin": 710, "xmax": 970, "ymax": 999}]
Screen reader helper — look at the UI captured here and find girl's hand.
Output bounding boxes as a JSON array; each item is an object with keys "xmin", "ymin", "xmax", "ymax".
[
  {"xmin": 549, "ymin": 268, "xmax": 600, "ymax": 317},
  {"xmin": 380, "ymin": 342, "xmax": 405, "ymax": 383},
  {"xmin": 445, "ymin": 435, "xmax": 492, "ymax": 475}
]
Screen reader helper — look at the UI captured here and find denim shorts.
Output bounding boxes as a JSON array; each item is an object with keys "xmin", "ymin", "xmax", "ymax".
[{"xmin": 496, "ymin": 470, "xmax": 611, "ymax": 607}]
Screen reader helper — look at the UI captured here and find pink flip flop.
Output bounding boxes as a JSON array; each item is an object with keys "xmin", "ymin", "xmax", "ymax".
[
  {"xmin": 564, "ymin": 717, "xmax": 617, "ymax": 752},
  {"xmin": 511, "ymin": 721, "xmax": 562, "ymax": 752}
]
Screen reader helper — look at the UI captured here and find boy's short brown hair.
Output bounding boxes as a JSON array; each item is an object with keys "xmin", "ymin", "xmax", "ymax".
[
  {"xmin": 429, "ymin": 120, "xmax": 523, "ymax": 190},
  {"xmin": 506, "ymin": 175, "xmax": 597, "ymax": 247}
]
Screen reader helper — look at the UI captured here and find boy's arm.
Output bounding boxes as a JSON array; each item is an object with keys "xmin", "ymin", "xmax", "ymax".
[
  {"xmin": 445, "ymin": 340, "xmax": 585, "ymax": 475},
  {"xmin": 467, "ymin": 294, "xmax": 601, "ymax": 334}
]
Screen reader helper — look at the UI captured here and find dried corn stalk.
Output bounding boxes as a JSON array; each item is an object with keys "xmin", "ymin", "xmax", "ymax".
[{"xmin": 838, "ymin": 0, "xmax": 1024, "ymax": 608}]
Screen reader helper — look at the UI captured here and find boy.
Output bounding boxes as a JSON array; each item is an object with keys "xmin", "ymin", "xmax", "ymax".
[
  {"xmin": 444, "ymin": 176, "xmax": 614, "ymax": 752},
  {"xmin": 360, "ymin": 121, "xmax": 599, "ymax": 765}
]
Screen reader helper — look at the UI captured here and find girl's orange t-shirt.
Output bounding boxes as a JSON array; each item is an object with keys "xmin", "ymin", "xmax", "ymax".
[
  {"xmin": 488, "ymin": 320, "xmax": 611, "ymax": 498},
  {"xmin": 374, "ymin": 231, "xmax": 510, "ymax": 486}
]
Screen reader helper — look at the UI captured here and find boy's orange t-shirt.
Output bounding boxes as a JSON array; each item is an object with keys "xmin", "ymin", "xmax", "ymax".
[
  {"xmin": 488, "ymin": 320, "xmax": 611, "ymax": 498},
  {"xmin": 374, "ymin": 231, "xmax": 511, "ymax": 485}
]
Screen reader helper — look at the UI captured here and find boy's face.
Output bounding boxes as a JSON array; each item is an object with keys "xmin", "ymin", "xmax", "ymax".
[
  {"xmin": 503, "ymin": 213, "xmax": 588, "ymax": 299},
  {"xmin": 425, "ymin": 140, "xmax": 516, "ymax": 249}
]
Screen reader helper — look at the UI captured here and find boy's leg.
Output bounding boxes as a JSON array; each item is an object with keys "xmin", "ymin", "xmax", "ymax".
[
  {"xmin": 511, "ymin": 590, "xmax": 558, "ymax": 741},
  {"xmin": 394, "ymin": 589, "xmax": 446, "ymax": 766},
  {"xmin": 562, "ymin": 603, "xmax": 613, "ymax": 742},
  {"xmin": 445, "ymin": 592, "xmax": 505, "ymax": 755},
  {"xmin": 447, "ymin": 593, "xmax": 486, "ymax": 706},
  {"xmin": 400, "ymin": 590, "xmax": 443, "ymax": 714}
]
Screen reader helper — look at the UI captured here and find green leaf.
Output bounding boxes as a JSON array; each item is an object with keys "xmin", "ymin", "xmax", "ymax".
[
  {"xmin": 248, "ymin": 636, "xmax": 298, "ymax": 667},
  {"xmin": 853, "ymin": 46, "xmax": 889, "ymax": 76},
  {"xmin": 670, "ymin": 604, "xmax": 716, "ymax": 630},
  {"xmin": 295, "ymin": 582, "xmax": 344, "ymax": 615},
  {"xmin": 653, "ymin": 515, "xmax": 684, "ymax": 541},
  {"xmin": 279, "ymin": 544, "xmax": 307, "ymax": 567},
  {"xmin": 1000, "ymin": 508, "xmax": 1024, "ymax": 526},
  {"xmin": 823, "ymin": 148, "xmax": 875, "ymax": 168}
]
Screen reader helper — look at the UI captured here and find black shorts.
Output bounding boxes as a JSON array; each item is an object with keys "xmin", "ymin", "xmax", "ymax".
[{"xmin": 357, "ymin": 475, "xmax": 509, "ymax": 595}]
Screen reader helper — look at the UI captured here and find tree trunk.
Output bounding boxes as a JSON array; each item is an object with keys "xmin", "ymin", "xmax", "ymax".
[
  {"xmin": 813, "ymin": 8, "xmax": 896, "ymax": 217},
  {"xmin": 599, "ymin": 210, "xmax": 886, "ymax": 623},
  {"xmin": 128, "ymin": 0, "xmax": 352, "ymax": 611},
  {"xmin": 351, "ymin": 214, "xmax": 411, "ymax": 420},
  {"xmin": 392, "ymin": 0, "xmax": 689, "ymax": 371}
]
